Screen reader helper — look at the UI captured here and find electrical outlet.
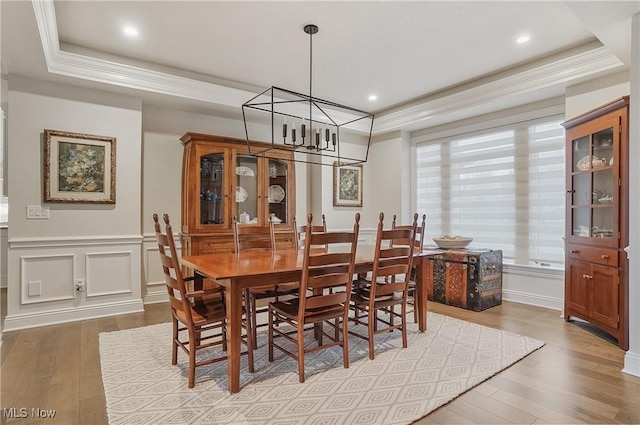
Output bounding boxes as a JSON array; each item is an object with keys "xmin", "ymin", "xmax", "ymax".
[
  {"xmin": 75, "ymin": 279, "xmax": 85, "ymax": 292},
  {"xmin": 28, "ymin": 281, "xmax": 41, "ymax": 296}
]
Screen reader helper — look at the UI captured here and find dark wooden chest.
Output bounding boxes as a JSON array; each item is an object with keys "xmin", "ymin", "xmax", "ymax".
[{"xmin": 427, "ymin": 248, "xmax": 503, "ymax": 311}]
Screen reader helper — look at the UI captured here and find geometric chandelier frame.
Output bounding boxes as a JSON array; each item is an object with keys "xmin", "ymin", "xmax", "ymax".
[{"xmin": 242, "ymin": 24, "xmax": 374, "ymax": 166}]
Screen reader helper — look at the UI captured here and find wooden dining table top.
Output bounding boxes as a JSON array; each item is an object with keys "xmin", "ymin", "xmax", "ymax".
[{"xmin": 181, "ymin": 245, "xmax": 440, "ymax": 282}]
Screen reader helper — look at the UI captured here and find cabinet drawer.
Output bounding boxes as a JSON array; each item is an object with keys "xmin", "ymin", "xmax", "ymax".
[
  {"xmin": 194, "ymin": 235, "xmax": 234, "ymax": 255},
  {"xmin": 567, "ymin": 245, "xmax": 618, "ymax": 267}
]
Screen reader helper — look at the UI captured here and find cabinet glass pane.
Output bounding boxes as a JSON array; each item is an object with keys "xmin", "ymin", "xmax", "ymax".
[
  {"xmin": 572, "ymin": 135, "xmax": 590, "ymax": 172},
  {"xmin": 200, "ymin": 153, "xmax": 224, "ymax": 225},
  {"xmin": 569, "ymin": 128, "xmax": 616, "ymax": 241},
  {"xmin": 572, "ymin": 173, "xmax": 590, "ymax": 205},
  {"xmin": 236, "ymin": 155, "xmax": 258, "ymax": 223},
  {"xmin": 268, "ymin": 159, "xmax": 288, "ymax": 224},
  {"xmin": 592, "ymin": 127, "xmax": 614, "ymax": 168},
  {"xmin": 572, "ymin": 207, "xmax": 590, "ymax": 237}
]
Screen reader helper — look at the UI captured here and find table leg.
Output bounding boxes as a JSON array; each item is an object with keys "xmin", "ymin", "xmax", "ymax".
[
  {"xmin": 225, "ymin": 282, "xmax": 243, "ymax": 393},
  {"xmin": 415, "ymin": 257, "xmax": 428, "ymax": 332}
]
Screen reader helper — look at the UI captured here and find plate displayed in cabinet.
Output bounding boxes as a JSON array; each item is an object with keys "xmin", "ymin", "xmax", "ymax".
[
  {"xmin": 598, "ymin": 196, "xmax": 613, "ymax": 204},
  {"xmin": 268, "ymin": 185, "xmax": 285, "ymax": 203},
  {"xmin": 236, "ymin": 166, "xmax": 255, "ymax": 176},
  {"xmin": 236, "ymin": 186, "xmax": 248, "ymax": 203},
  {"xmin": 577, "ymin": 155, "xmax": 606, "ymax": 171}
]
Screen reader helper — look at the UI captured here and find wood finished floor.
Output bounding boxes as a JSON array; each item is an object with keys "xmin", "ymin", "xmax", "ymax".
[{"xmin": 1, "ymin": 291, "xmax": 638, "ymax": 425}]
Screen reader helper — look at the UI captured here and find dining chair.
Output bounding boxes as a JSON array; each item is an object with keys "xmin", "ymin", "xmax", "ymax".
[
  {"xmin": 392, "ymin": 213, "xmax": 426, "ymax": 322},
  {"xmin": 153, "ymin": 213, "xmax": 254, "ymax": 387},
  {"xmin": 293, "ymin": 214, "xmax": 327, "ymax": 248},
  {"xmin": 349, "ymin": 212, "xmax": 417, "ymax": 360},
  {"xmin": 233, "ymin": 216, "xmax": 298, "ymax": 349},
  {"xmin": 268, "ymin": 212, "xmax": 360, "ymax": 383}
]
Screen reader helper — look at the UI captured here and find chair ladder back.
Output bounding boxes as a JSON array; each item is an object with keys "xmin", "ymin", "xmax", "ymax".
[
  {"xmin": 233, "ymin": 216, "xmax": 276, "ymax": 253},
  {"xmin": 294, "ymin": 214, "xmax": 327, "ymax": 248},
  {"xmin": 392, "ymin": 213, "xmax": 426, "ymax": 250},
  {"xmin": 153, "ymin": 213, "xmax": 193, "ymax": 326},
  {"xmin": 369, "ymin": 213, "xmax": 417, "ymax": 300},
  {"xmin": 297, "ymin": 213, "xmax": 360, "ymax": 318}
]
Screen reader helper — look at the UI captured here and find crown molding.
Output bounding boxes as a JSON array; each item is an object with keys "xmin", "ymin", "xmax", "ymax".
[
  {"xmin": 374, "ymin": 43, "xmax": 623, "ymax": 133},
  {"xmin": 32, "ymin": 0, "xmax": 623, "ymax": 135},
  {"xmin": 32, "ymin": 0, "xmax": 256, "ymax": 108}
]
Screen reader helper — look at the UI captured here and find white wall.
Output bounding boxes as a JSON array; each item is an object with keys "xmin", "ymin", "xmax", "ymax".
[
  {"xmin": 361, "ymin": 131, "xmax": 411, "ymax": 226},
  {"xmin": 311, "ymin": 134, "xmax": 374, "ymax": 231},
  {"xmin": 4, "ymin": 79, "xmax": 144, "ymax": 330},
  {"xmin": 565, "ymin": 71, "xmax": 630, "ymax": 118}
]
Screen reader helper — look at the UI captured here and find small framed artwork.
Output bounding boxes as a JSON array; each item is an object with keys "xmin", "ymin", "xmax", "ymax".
[
  {"xmin": 44, "ymin": 129, "xmax": 116, "ymax": 204},
  {"xmin": 333, "ymin": 161, "xmax": 363, "ymax": 207}
]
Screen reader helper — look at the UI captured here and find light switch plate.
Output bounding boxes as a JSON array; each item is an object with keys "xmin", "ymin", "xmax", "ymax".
[{"xmin": 26, "ymin": 205, "xmax": 49, "ymax": 219}]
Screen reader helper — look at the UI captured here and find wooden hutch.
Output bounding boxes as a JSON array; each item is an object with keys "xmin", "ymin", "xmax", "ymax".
[
  {"xmin": 180, "ymin": 133, "xmax": 297, "ymax": 255},
  {"xmin": 561, "ymin": 97, "xmax": 629, "ymax": 349}
]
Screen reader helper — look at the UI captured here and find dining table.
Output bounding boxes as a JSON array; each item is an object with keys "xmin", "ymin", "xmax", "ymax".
[{"xmin": 180, "ymin": 244, "xmax": 439, "ymax": 393}]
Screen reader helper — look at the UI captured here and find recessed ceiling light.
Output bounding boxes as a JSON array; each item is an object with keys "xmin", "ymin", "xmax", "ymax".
[
  {"xmin": 123, "ymin": 26, "xmax": 139, "ymax": 37},
  {"xmin": 368, "ymin": 95, "xmax": 377, "ymax": 101},
  {"xmin": 516, "ymin": 35, "xmax": 530, "ymax": 44}
]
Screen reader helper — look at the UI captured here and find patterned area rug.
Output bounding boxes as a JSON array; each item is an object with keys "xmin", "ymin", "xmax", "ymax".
[{"xmin": 99, "ymin": 312, "xmax": 544, "ymax": 425}]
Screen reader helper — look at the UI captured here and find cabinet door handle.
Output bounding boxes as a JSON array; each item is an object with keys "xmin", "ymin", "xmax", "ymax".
[
  {"xmin": 601, "ymin": 254, "xmax": 609, "ymax": 259},
  {"xmin": 582, "ymin": 274, "xmax": 589, "ymax": 279},
  {"xmin": 571, "ymin": 249, "xmax": 579, "ymax": 254}
]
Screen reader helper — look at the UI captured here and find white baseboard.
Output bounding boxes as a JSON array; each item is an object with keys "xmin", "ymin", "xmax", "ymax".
[
  {"xmin": 502, "ymin": 289, "xmax": 563, "ymax": 311},
  {"xmin": 143, "ymin": 291, "xmax": 168, "ymax": 305},
  {"xmin": 623, "ymin": 350, "xmax": 640, "ymax": 377},
  {"xmin": 2, "ymin": 299, "xmax": 144, "ymax": 332}
]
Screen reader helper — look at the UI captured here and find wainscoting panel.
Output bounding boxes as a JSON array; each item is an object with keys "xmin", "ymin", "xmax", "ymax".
[
  {"xmin": 5, "ymin": 235, "xmax": 143, "ymax": 331},
  {"xmin": 86, "ymin": 251, "xmax": 133, "ymax": 298},
  {"xmin": 20, "ymin": 254, "xmax": 75, "ymax": 305},
  {"xmin": 145, "ymin": 246, "xmax": 164, "ymax": 288}
]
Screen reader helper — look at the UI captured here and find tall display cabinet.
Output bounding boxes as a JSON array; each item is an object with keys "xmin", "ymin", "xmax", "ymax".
[
  {"xmin": 561, "ymin": 96, "xmax": 629, "ymax": 350},
  {"xmin": 180, "ymin": 133, "xmax": 297, "ymax": 255}
]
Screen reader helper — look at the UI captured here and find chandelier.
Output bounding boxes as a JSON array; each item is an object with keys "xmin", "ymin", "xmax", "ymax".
[{"xmin": 242, "ymin": 24, "xmax": 374, "ymax": 166}]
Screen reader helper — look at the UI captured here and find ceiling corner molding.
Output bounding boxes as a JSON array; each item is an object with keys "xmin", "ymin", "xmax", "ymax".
[
  {"xmin": 32, "ymin": 0, "xmax": 60, "ymax": 63},
  {"xmin": 373, "ymin": 44, "xmax": 623, "ymax": 134},
  {"xmin": 31, "ymin": 0, "xmax": 254, "ymax": 109}
]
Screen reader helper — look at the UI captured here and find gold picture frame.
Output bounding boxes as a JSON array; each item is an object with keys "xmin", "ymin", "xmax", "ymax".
[
  {"xmin": 44, "ymin": 129, "xmax": 116, "ymax": 204},
  {"xmin": 333, "ymin": 161, "xmax": 363, "ymax": 207}
]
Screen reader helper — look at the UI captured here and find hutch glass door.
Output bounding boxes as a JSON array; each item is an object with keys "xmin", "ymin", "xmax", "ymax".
[
  {"xmin": 236, "ymin": 155, "xmax": 258, "ymax": 224},
  {"xmin": 200, "ymin": 153, "xmax": 224, "ymax": 225},
  {"xmin": 569, "ymin": 125, "xmax": 617, "ymax": 245},
  {"xmin": 268, "ymin": 158, "xmax": 289, "ymax": 225}
]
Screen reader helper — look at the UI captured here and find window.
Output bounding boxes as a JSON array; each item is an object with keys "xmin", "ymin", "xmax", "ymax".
[{"xmin": 416, "ymin": 118, "xmax": 565, "ymax": 267}]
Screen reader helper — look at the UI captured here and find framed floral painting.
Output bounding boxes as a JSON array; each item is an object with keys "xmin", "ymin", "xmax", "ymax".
[
  {"xmin": 333, "ymin": 161, "xmax": 363, "ymax": 207},
  {"xmin": 44, "ymin": 129, "xmax": 116, "ymax": 204}
]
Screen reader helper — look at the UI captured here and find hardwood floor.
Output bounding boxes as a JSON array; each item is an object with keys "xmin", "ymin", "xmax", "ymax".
[{"xmin": 1, "ymin": 290, "xmax": 638, "ymax": 425}]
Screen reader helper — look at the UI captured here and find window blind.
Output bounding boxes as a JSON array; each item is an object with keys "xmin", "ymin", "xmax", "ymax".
[{"xmin": 416, "ymin": 118, "xmax": 565, "ymax": 267}]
